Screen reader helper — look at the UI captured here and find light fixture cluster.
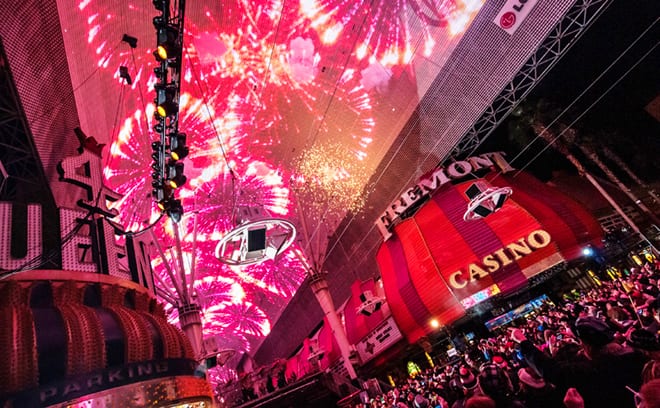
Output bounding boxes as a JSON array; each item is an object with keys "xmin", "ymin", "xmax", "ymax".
[{"xmin": 151, "ymin": 0, "xmax": 187, "ymax": 223}]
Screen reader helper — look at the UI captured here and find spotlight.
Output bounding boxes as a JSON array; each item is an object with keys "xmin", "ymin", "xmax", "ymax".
[
  {"xmin": 167, "ymin": 199, "xmax": 183, "ymax": 223},
  {"xmin": 169, "ymin": 132, "xmax": 188, "ymax": 160},
  {"xmin": 152, "ymin": 0, "xmax": 167, "ymax": 12},
  {"xmin": 166, "ymin": 161, "xmax": 186, "ymax": 189},
  {"xmin": 154, "ymin": 26, "xmax": 179, "ymax": 62},
  {"xmin": 118, "ymin": 66, "xmax": 132, "ymax": 85},
  {"xmin": 156, "ymin": 100, "xmax": 178, "ymax": 117},
  {"xmin": 154, "ymin": 84, "xmax": 178, "ymax": 117},
  {"xmin": 582, "ymin": 247, "xmax": 595, "ymax": 257},
  {"xmin": 158, "ymin": 197, "xmax": 183, "ymax": 222},
  {"xmin": 121, "ymin": 34, "xmax": 138, "ymax": 48}
]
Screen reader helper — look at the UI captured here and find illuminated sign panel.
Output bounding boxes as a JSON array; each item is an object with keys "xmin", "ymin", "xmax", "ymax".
[
  {"xmin": 493, "ymin": 0, "xmax": 539, "ymax": 35},
  {"xmin": 375, "ymin": 152, "xmax": 514, "ymax": 239},
  {"xmin": 355, "ymin": 317, "xmax": 403, "ymax": 364},
  {"xmin": 0, "ymin": 138, "xmax": 155, "ymax": 291}
]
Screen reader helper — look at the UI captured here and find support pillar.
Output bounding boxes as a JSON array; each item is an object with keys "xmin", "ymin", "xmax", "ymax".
[
  {"xmin": 309, "ymin": 270, "xmax": 358, "ymax": 379},
  {"xmin": 178, "ymin": 303, "xmax": 203, "ymax": 358}
]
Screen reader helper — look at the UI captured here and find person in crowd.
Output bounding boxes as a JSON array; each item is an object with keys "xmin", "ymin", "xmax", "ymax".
[
  {"xmin": 464, "ymin": 396, "xmax": 496, "ymax": 408},
  {"xmin": 348, "ymin": 261, "xmax": 660, "ymax": 408},
  {"xmin": 511, "ymin": 315, "xmax": 647, "ymax": 408},
  {"xmin": 451, "ymin": 366, "xmax": 478, "ymax": 408},
  {"xmin": 639, "ymin": 378, "xmax": 660, "ymax": 408},
  {"xmin": 476, "ymin": 363, "xmax": 524, "ymax": 408},
  {"xmin": 516, "ymin": 366, "xmax": 560, "ymax": 408}
]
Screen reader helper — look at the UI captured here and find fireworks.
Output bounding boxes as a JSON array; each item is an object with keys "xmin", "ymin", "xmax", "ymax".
[
  {"xmin": 67, "ymin": 0, "xmax": 484, "ymax": 358},
  {"xmin": 294, "ymin": 141, "xmax": 370, "ymax": 215}
]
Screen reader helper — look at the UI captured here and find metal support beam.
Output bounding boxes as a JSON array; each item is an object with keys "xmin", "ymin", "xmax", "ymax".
[{"xmin": 449, "ymin": 0, "xmax": 613, "ymax": 160}]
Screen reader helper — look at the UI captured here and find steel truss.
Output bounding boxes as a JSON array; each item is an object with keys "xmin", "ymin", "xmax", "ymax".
[
  {"xmin": 449, "ymin": 0, "xmax": 613, "ymax": 159},
  {"xmin": 0, "ymin": 38, "xmax": 50, "ymax": 202}
]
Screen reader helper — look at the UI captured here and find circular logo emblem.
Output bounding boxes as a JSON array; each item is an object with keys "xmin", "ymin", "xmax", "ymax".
[{"xmin": 500, "ymin": 12, "xmax": 516, "ymax": 29}]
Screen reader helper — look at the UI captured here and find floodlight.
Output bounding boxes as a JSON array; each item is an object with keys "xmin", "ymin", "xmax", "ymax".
[
  {"xmin": 166, "ymin": 161, "xmax": 186, "ymax": 189},
  {"xmin": 169, "ymin": 133, "xmax": 188, "ymax": 160},
  {"xmin": 154, "ymin": 26, "xmax": 179, "ymax": 62},
  {"xmin": 118, "ymin": 66, "xmax": 132, "ymax": 85},
  {"xmin": 121, "ymin": 34, "xmax": 138, "ymax": 48}
]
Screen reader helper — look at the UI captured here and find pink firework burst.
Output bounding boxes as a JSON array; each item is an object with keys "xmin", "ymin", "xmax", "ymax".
[
  {"xmin": 218, "ymin": 301, "xmax": 272, "ymax": 338},
  {"xmin": 243, "ymin": 250, "xmax": 307, "ymax": 299},
  {"xmin": 103, "ymin": 107, "xmax": 161, "ymax": 232},
  {"xmin": 301, "ymin": 0, "xmax": 483, "ymax": 65}
]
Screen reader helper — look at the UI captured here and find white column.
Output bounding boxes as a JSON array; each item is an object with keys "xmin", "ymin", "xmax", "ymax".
[
  {"xmin": 178, "ymin": 303, "xmax": 203, "ymax": 358},
  {"xmin": 309, "ymin": 271, "xmax": 358, "ymax": 379}
]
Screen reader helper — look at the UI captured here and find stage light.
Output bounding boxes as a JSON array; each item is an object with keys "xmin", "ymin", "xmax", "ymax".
[
  {"xmin": 155, "ymin": 84, "xmax": 178, "ymax": 117},
  {"xmin": 166, "ymin": 161, "xmax": 186, "ymax": 189},
  {"xmin": 430, "ymin": 319, "xmax": 440, "ymax": 329},
  {"xmin": 154, "ymin": 26, "xmax": 179, "ymax": 62},
  {"xmin": 153, "ymin": 123, "xmax": 164, "ymax": 133},
  {"xmin": 156, "ymin": 101, "xmax": 178, "ymax": 117},
  {"xmin": 152, "ymin": 0, "xmax": 167, "ymax": 12},
  {"xmin": 168, "ymin": 174, "xmax": 186, "ymax": 189},
  {"xmin": 167, "ymin": 199, "xmax": 183, "ymax": 223},
  {"xmin": 121, "ymin": 34, "xmax": 138, "ymax": 49},
  {"xmin": 169, "ymin": 133, "xmax": 188, "ymax": 160},
  {"xmin": 158, "ymin": 197, "xmax": 184, "ymax": 222},
  {"xmin": 118, "ymin": 66, "xmax": 132, "ymax": 85}
]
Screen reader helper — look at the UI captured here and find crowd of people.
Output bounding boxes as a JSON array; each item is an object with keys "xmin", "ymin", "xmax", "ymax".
[{"xmin": 354, "ymin": 259, "xmax": 660, "ymax": 408}]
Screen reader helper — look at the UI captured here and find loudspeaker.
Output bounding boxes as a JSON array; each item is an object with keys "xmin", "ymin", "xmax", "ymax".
[{"xmin": 247, "ymin": 227, "xmax": 267, "ymax": 252}]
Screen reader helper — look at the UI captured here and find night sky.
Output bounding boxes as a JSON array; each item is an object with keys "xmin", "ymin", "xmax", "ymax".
[{"xmin": 482, "ymin": 0, "xmax": 660, "ymax": 182}]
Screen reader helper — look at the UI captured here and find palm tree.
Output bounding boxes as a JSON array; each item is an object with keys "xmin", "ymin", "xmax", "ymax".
[
  {"xmin": 529, "ymin": 120, "xmax": 636, "ymax": 227},
  {"xmin": 563, "ymin": 129, "xmax": 660, "ymax": 225},
  {"xmin": 600, "ymin": 144, "xmax": 660, "ymax": 204}
]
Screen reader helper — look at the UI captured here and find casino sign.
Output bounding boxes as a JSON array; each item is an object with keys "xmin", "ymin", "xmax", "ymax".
[{"xmin": 376, "ymin": 156, "xmax": 603, "ymax": 342}]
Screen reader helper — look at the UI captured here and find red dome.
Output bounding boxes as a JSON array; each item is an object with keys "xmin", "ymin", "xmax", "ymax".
[
  {"xmin": 377, "ymin": 171, "xmax": 603, "ymax": 343},
  {"xmin": 0, "ymin": 271, "xmax": 195, "ymax": 399}
]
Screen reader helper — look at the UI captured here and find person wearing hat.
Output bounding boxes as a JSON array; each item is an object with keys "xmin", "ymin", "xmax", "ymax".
[
  {"xmin": 491, "ymin": 354, "xmax": 519, "ymax": 393},
  {"xmin": 450, "ymin": 366, "xmax": 478, "ymax": 408},
  {"xmin": 476, "ymin": 364, "xmax": 524, "ymax": 408},
  {"xmin": 516, "ymin": 367, "xmax": 561, "ymax": 408},
  {"xmin": 629, "ymin": 328, "xmax": 660, "ymax": 357},
  {"xmin": 511, "ymin": 316, "xmax": 648, "ymax": 408},
  {"xmin": 413, "ymin": 394, "xmax": 429, "ymax": 408}
]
